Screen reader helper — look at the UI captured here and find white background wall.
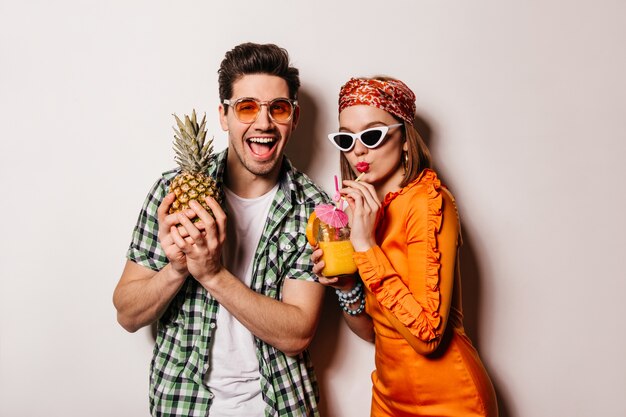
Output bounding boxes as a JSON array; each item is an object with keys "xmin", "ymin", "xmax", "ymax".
[{"xmin": 1, "ymin": 1, "xmax": 625, "ymax": 416}]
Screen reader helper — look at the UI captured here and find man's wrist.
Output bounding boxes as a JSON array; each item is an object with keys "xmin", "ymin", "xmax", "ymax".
[
  {"xmin": 165, "ymin": 263, "xmax": 188, "ymax": 282},
  {"xmin": 196, "ymin": 266, "xmax": 227, "ymax": 291}
]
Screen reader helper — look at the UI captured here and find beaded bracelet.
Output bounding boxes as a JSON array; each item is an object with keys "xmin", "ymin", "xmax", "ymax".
[
  {"xmin": 339, "ymin": 295, "xmax": 366, "ymax": 316},
  {"xmin": 335, "ymin": 281, "xmax": 366, "ymax": 316},
  {"xmin": 335, "ymin": 284, "xmax": 362, "ymax": 304}
]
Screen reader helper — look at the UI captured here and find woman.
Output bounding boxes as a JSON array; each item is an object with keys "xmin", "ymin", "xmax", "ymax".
[{"xmin": 313, "ymin": 77, "xmax": 498, "ymax": 416}]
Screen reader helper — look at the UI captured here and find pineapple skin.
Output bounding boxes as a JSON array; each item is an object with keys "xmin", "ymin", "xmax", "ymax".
[{"xmin": 169, "ymin": 171, "xmax": 222, "ymax": 217}]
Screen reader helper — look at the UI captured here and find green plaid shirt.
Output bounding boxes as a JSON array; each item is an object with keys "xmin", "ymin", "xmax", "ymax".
[{"xmin": 127, "ymin": 149, "xmax": 329, "ymax": 417}]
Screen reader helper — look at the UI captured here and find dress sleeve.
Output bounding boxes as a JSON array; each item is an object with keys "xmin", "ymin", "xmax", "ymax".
[{"xmin": 353, "ymin": 177, "xmax": 459, "ymax": 344}]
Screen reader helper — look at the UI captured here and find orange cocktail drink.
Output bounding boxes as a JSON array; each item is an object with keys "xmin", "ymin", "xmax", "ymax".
[
  {"xmin": 319, "ymin": 239, "xmax": 357, "ymax": 277},
  {"xmin": 305, "ymin": 199, "xmax": 358, "ymax": 277},
  {"xmin": 317, "ymin": 223, "xmax": 357, "ymax": 277}
]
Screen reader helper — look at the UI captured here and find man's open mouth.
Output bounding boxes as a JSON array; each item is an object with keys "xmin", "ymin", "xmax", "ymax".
[{"xmin": 248, "ymin": 137, "xmax": 278, "ymax": 158}]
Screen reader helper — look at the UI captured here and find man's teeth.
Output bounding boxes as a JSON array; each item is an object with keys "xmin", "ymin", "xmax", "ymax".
[{"xmin": 249, "ymin": 137, "xmax": 275, "ymax": 143}]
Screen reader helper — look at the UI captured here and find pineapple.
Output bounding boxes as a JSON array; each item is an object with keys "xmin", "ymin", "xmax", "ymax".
[{"xmin": 169, "ymin": 110, "xmax": 222, "ymax": 218}]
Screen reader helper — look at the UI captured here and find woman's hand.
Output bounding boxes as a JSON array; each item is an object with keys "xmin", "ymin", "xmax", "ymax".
[
  {"xmin": 340, "ymin": 180, "xmax": 381, "ymax": 252},
  {"xmin": 311, "ymin": 246, "xmax": 359, "ymax": 291}
]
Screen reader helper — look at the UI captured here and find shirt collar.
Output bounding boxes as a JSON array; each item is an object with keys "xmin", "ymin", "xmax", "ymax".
[{"xmin": 210, "ymin": 149, "xmax": 298, "ymax": 206}]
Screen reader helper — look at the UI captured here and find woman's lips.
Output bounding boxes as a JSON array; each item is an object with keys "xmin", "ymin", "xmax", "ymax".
[{"xmin": 356, "ymin": 162, "xmax": 370, "ymax": 173}]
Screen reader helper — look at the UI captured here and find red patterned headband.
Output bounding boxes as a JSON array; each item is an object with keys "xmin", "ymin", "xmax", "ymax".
[{"xmin": 338, "ymin": 78, "xmax": 416, "ymax": 125}]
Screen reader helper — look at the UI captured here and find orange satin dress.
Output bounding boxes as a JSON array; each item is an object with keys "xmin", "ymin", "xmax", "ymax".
[{"xmin": 353, "ymin": 169, "xmax": 498, "ymax": 417}]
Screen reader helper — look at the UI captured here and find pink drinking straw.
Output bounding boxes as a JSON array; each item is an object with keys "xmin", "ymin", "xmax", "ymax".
[{"xmin": 333, "ymin": 175, "xmax": 341, "ymax": 207}]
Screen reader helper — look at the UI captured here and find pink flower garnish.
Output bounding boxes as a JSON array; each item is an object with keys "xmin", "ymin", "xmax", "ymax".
[
  {"xmin": 356, "ymin": 162, "xmax": 369, "ymax": 173},
  {"xmin": 315, "ymin": 204, "xmax": 349, "ymax": 228}
]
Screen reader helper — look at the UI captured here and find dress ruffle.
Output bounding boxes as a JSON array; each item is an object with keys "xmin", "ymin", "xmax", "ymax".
[
  {"xmin": 422, "ymin": 169, "xmax": 443, "ymax": 340},
  {"xmin": 354, "ymin": 169, "xmax": 443, "ymax": 342}
]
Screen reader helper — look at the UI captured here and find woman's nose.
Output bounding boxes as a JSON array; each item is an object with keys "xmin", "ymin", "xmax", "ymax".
[{"xmin": 353, "ymin": 139, "xmax": 368, "ymax": 156}]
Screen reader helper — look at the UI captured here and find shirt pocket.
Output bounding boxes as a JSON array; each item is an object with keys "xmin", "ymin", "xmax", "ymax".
[{"xmin": 263, "ymin": 231, "xmax": 301, "ymax": 297}]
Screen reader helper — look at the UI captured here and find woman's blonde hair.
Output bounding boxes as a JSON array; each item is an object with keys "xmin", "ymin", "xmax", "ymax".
[{"xmin": 338, "ymin": 76, "xmax": 432, "ymax": 188}]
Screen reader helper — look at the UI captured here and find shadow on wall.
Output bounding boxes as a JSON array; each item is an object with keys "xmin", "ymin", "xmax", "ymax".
[
  {"xmin": 284, "ymin": 88, "xmax": 319, "ymax": 173},
  {"xmin": 458, "ymin": 228, "xmax": 514, "ymax": 417},
  {"xmin": 417, "ymin": 113, "xmax": 514, "ymax": 417},
  {"xmin": 309, "ymin": 288, "xmax": 344, "ymax": 417}
]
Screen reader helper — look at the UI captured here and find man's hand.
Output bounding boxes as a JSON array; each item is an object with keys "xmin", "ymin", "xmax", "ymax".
[
  {"xmin": 170, "ymin": 196, "xmax": 227, "ymax": 283},
  {"xmin": 157, "ymin": 193, "xmax": 194, "ymax": 276}
]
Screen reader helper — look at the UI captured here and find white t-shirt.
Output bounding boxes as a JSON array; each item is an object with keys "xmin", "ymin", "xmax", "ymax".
[{"xmin": 205, "ymin": 183, "xmax": 279, "ymax": 416}]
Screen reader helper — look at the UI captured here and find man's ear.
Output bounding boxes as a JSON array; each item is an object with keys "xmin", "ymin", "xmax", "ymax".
[{"xmin": 219, "ymin": 104, "xmax": 229, "ymax": 131}]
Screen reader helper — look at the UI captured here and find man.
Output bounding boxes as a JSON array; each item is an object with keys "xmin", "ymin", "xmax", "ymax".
[{"xmin": 113, "ymin": 42, "xmax": 328, "ymax": 417}]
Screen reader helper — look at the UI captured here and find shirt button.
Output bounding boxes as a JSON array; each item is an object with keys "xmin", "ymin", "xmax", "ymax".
[
  {"xmin": 210, "ymin": 322, "xmax": 216, "ymax": 329},
  {"xmin": 283, "ymin": 244, "xmax": 292, "ymax": 250}
]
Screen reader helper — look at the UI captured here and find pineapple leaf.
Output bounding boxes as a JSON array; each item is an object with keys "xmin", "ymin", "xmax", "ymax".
[{"xmin": 172, "ymin": 110, "xmax": 213, "ymax": 173}]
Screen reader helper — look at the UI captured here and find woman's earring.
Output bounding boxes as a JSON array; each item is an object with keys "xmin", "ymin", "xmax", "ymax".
[{"xmin": 403, "ymin": 151, "xmax": 409, "ymax": 171}]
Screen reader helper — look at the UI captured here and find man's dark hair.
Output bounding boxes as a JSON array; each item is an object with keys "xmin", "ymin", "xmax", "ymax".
[{"xmin": 218, "ymin": 42, "xmax": 300, "ymax": 108}]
